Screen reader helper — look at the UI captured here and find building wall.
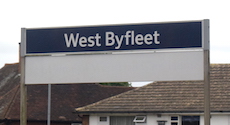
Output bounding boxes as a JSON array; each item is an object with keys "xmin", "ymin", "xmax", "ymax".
[
  {"xmin": 89, "ymin": 115, "xmax": 109, "ymax": 125},
  {"xmin": 89, "ymin": 115, "xmax": 172, "ymax": 125},
  {"xmin": 145, "ymin": 115, "xmax": 171, "ymax": 125},
  {"xmin": 200, "ymin": 115, "xmax": 230, "ymax": 125},
  {"xmin": 88, "ymin": 114, "xmax": 230, "ymax": 125}
]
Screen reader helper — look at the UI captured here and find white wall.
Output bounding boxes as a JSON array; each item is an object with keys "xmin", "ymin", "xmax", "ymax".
[
  {"xmin": 200, "ymin": 115, "xmax": 230, "ymax": 125},
  {"xmin": 89, "ymin": 115, "xmax": 98, "ymax": 125},
  {"xmin": 211, "ymin": 115, "xmax": 229, "ymax": 125},
  {"xmin": 89, "ymin": 115, "xmax": 172, "ymax": 125},
  {"xmin": 89, "ymin": 114, "xmax": 230, "ymax": 125},
  {"xmin": 146, "ymin": 115, "xmax": 171, "ymax": 125},
  {"xmin": 90, "ymin": 115, "xmax": 110, "ymax": 125}
]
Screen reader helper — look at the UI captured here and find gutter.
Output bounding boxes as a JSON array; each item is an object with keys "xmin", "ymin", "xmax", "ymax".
[
  {"xmin": 75, "ymin": 110, "xmax": 230, "ymax": 115},
  {"xmin": 74, "ymin": 111, "xmax": 204, "ymax": 115}
]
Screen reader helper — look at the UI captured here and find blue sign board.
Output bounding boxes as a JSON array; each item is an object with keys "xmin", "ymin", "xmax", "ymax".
[{"xmin": 26, "ymin": 21, "xmax": 202, "ymax": 54}]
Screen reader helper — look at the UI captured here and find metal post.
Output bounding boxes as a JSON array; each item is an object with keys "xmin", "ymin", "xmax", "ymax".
[
  {"xmin": 202, "ymin": 19, "xmax": 210, "ymax": 125},
  {"xmin": 47, "ymin": 84, "xmax": 51, "ymax": 125},
  {"xmin": 20, "ymin": 56, "xmax": 27, "ymax": 125},
  {"xmin": 20, "ymin": 28, "xmax": 27, "ymax": 125},
  {"xmin": 204, "ymin": 49, "xmax": 210, "ymax": 125}
]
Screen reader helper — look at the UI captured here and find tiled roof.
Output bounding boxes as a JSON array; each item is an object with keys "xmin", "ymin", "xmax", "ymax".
[
  {"xmin": 76, "ymin": 64, "xmax": 230, "ymax": 113},
  {"xmin": 0, "ymin": 63, "xmax": 19, "ymax": 119},
  {"xmin": 0, "ymin": 63, "xmax": 134, "ymax": 121}
]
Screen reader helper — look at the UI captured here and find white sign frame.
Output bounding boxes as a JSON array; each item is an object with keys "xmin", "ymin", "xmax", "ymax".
[{"xmin": 21, "ymin": 19, "xmax": 209, "ymax": 84}]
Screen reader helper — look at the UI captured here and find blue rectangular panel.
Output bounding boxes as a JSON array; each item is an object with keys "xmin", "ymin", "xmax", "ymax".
[{"xmin": 26, "ymin": 21, "xmax": 202, "ymax": 54}]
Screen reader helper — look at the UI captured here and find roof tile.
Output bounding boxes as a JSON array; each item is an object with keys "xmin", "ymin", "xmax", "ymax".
[{"xmin": 76, "ymin": 64, "xmax": 230, "ymax": 113}]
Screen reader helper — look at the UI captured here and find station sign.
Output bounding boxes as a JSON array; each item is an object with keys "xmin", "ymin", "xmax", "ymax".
[
  {"xmin": 20, "ymin": 20, "xmax": 210, "ymax": 125},
  {"xmin": 21, "ymin": 20, "xmax": 209, "ymax": 84},
  {"xmin": 25, "ymin": 21, "xmax": 203, "ymax": 55}
]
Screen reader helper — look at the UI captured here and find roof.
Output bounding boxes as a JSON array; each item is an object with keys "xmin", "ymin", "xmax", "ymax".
[
  {"xmin": 0, "ymin": 63, "xmax": 20, "ymax": 119},
  {"xmin": 76, "ymin": 64, "xmax": 230, "ymax": 114},
  {"xmin": 0, "ymin": 63, "xmax": 134, "ymax": 121}
]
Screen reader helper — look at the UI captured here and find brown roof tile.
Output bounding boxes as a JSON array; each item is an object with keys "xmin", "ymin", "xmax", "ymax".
[
  {"xmin": 76, "ymin": 64, "xmax": 230, "ymax": 113},
  {"xmin": 0, "ymin": 63, "xmax": 20, "ymax": 119}
]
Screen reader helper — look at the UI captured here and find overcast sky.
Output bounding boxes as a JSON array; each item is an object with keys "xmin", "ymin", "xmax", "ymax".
[{"xmin": 0, "ymin": 0, "xmax": 229, "ymax": 87}]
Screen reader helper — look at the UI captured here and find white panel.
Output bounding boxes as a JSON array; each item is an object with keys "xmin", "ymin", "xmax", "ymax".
[
  {"xmin": 89, "ymin": 115, "xmax": 98, "ymax": 125},
  {"xmin": 211, "ymin": 115, "xmax": 229, "ymax": 125},
  {"xmin": 147, "ymin": 115, "xmax": 170, "ymax": 125},
  {"xmin": 97, "ymin": 116, "xmax": 109, "ymax": 125},
  {"xmin": 200, "ymin": 116, "xmax": 204, "ymax": 125},
  {"xmin": 25, "ymin": 51, "xmax": 204, "ymax": 84}
]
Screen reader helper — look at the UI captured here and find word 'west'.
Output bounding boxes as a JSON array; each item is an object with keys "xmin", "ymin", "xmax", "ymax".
[{"xmin": 64, "ymin": 30, "xmax": 160, "ymax": 49}]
